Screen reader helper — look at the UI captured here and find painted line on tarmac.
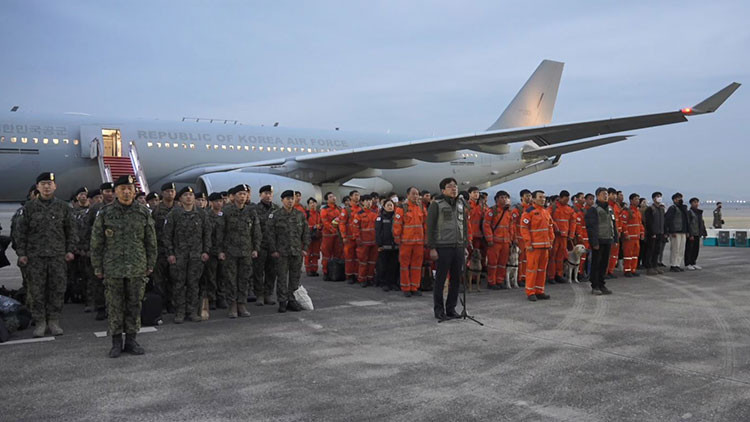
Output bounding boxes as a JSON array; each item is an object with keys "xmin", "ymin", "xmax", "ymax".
[
  {"xmin": 0, "ymin": 336, "xmax": 55, "ymax": 346},
  {"xmin": 93, "ymin": 326, "xmax": 158, "ymax": 338},
  {"xmin": 348, "ymin": 300, "xmax": 383, "ymax": 307}
]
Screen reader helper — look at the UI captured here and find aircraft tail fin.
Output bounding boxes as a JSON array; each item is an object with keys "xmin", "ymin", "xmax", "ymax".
[{"xmin": 487, "ymin": 60, "xmax": 564, "ymax": 131}]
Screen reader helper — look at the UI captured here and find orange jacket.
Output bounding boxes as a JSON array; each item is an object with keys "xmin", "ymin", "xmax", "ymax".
[
  {"xmin": 520, "ymin": 203, "xmax": 555, "ymax": 249},
  {"xmin": 351, "ymin": 208, "xmax": 377, "ymax": 245},
  {"xmin": 320, "ymin": 204, "xmax": 341, "ymax": 237},
  {"xmin": 510, "ymin": 203, "xmax": 527, "ymax": 243},
  {"xmin": 549, "ymin": 200, "xmax": 577, "ymax": 239},
  {"xmin": 574, "ymin": 204, "xmax": 590, "ymax": 247},
  {"xmin": 483, "ymin": 205, "xmax": 514, "ymax": 244},
  {"xmin": 609, "ymin": 201, "xmax": 624, "ymax": 232},
  {"xmin": 393, "ymin": 201, "xmax": 426, "ymax": 245},
  {"xmin": 338, "ymin": 203, "xmax": 362, "ymax": 240},
  {"xmin": 621, "ymin": 205, "xmax": 644, "ymax": 240},
  {"xmin": 294, "ymin": 203, "xmax": 306, "ymax": 214},
  {"xmin": 468, "ymin": 199, "xmax": 485, "ymax": 240},
  {"xmin": 307, "ymin": 208, "xmax": 322, "ymax": 231}
]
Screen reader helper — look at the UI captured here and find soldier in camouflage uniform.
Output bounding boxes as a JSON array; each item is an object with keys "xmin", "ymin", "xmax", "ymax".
[
  {"xmin": 163, "ymin": 186, "xmax": 211, "ymax": 323},
  {"xmin": 15, "ymin": 173, "xmax": 77, "ymax": 337},
  {"xmin": 202, "ymin": 192, "xmax": 226, "ymax": 310},
  {"xmin": 71, "ymin": 187, "xmax": 96, "ymax": 311},
  {"xmin": 253, "ymin": 184, "xmax": 279, "ymax": 306},
  {"xmin": 86, "ymin": 182, "xmax": 115, "ymax": 320},
  {"xmin": 91, "ymin": 175, "xmax": 157, "ymax": 358},
  {"xmin": 151, "ymin": 182, "xmax": 178, "ymax": 312},
  {"xmin": 10, "ymin": 184, "xmax": 39, "ymax": 303},
  {"xmin": 267, "ymin": 190, "xmax": 310, "ymax": 313},
  {"xmin": 220, "ymin": 184, "xmax": 261, "ymax": 318}
]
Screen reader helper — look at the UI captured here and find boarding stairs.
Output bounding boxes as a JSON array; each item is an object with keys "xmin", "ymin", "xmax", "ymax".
[{"xmin": 93, "ymin": 138, "xmax": 150, "ymax": 194}]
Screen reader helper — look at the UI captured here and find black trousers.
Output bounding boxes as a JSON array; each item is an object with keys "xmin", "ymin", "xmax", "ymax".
[
  {"xmin": 644, "ymin": 235, "xmax": 664, "ymax": 269},
  {"xmin": 685, "ymin": 237, "xmax": 701, "ymax": 266},
  {"xmin": 376, "ymin": 249, "xmax": 399, "ymax": 288},
  {"xmin": 433, "ymin": 247, "xmax": 465, "ymax": 314},
  {"xmin": 589, "ymin": 243, "xmax": 611, "ymax": 290}
]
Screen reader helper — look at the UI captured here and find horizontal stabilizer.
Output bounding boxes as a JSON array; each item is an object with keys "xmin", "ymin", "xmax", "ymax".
[
  {"xmin": 686, "ymin": 82, "xmax": 741, "ymax": 115},
  {"xmin": 522, "ymin": 135, "xmax": 631, "ymax": 160}
]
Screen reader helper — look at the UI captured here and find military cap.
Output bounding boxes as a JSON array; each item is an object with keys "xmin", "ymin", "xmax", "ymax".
[
  {"xmin": 113, "ymin": 175, "xmax": 136, "ymax": 187},
  {"xmin": 177, "ymin": 186, "xmax": 194, "ymax": 199},
  {"xmin": 280, "ymin": 189, "xmax": 294, "ymax": 199},
  {"xmin": 36, "ymin": 172, "xmax": 55, "ymax": 183},
  {"xmin": 87, "ymin": 189, "xmax": 100, "ymax": 198},
  {"xmin": 208, "ymin": 192, "xmax": 223, "ymax": 201},
  {"xmin": 74, "ymin": 186, "xmax": 89, "ymax": 196},
  {"xmin": 161, "ymin": 182, "xmax": 176, "ymax": 191},
  {"xmin": 259, "ymin": 185, "xmax": 272, "ymax": 194},
  {"xmin": 220, "ymin": 191, "xmax": 228, "ymax": 198},
  {"xmin": 227, "ymin": 186, "xmax": 237, "ymax": 195},
  {"xmin": 136, "ymin": 191, "xmax": 146, "ymax": 198},
  {"xmin": 233, "ymin": 184, "xmax": 250, "ymax": 193},
  {"xmin": 99, "ymin": 182, "xmax": 114, "ymax": 191},
  {"xmin": 146, "ymin": 192, "xmax": 160, "ymax": 201},
  {"xmin": 196, "ymin": 192, "xmax": 207, "ymax": 200},
  {"xmin": 28, "ymin": 184, "xmax": 38, "ymax": 194}
]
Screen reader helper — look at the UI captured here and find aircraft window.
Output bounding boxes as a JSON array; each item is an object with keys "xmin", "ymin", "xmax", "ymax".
[
  {"xmin": 213, "ymin": 144, "xmax": 218, "ymax": 149},
  {"xmin": 43, "ymin": 138, "xmax": 49, "ymax": 144},
  {"xmin": 190, "ymin": 144, "xmax": 195, "ymax": 149},
  {"xmin": 244, "ymin": 145, "xmax": 249, "ymax": 151},
  {"xmin": 229, "ymin": 145, "xmax": 234, "ymax": 150},
  {"xmin": 181, "ymin": 143, "xmax": 186, "ymax": 149},
  {"xmin": 251, "ymin": 145, "xmax": 256, "ymax": 151},
  {"xmin": 171, "ymin": 143, "xmax": 177, "ymax": 148},
  {"xmin": 11, "ymin": 137, "xmax": 16, "ymax": 143},
  {"xmin": 21, "ymin": 137, "xmax": 28, "ymax": 144},
  {"xmin": 73, "ymin": 139, "xmax": 79, "ymax": 145},
  {"xmin": 147, "ymin": 142, "xmax": 153, "ymax": 147},
  {"xmin": 0, "ymin": 136, "xmax": 4, "ymax": 143},
  {"xmin": 287, "ymin": 147, "xmax": 292, "ymax": 152},
  {"xmin": 53, "ymin": 138, "xmax": 59, "ymax": 145},
  {"xmin": 259, "ymin": 146, "xmax": 264, "ymax": 151},
  {"xmin": 221, "ymin": 145, "xmax": 227, "ymax": 150},
  {"xmin": 165, "ymin": 143, "xmax": 170, "ymax": 148},
  {"xmin": 32, "ymin": 138, "xmax": 38, "ymax": 144},
  {"xmin": 63, "ymin": 138, "xmax": 69, "ymax": 144}
]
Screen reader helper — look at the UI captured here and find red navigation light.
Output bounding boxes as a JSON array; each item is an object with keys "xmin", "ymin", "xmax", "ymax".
[{"xmin": 681, "ymin": 107, "xmax": 693, "ymax": 114}]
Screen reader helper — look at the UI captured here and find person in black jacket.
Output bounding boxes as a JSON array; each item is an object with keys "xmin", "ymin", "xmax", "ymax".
[
  {"xmin": 664, "ymin": 193, "xmax": 689, "ymax": 272},
  {"xmin": 375, "ymin": 199, "xmax": 399, "ymax": 291},
  {"xmin": 643, "ymin": 192, "xmax": 667, "ymax": 275},
  {"xmin": 685, "ymin": 198, "xmax": 708, "ymax": 270},
  {"xmin": 585, "ymin": 187, "xmax": 617, "ymax": 295}
]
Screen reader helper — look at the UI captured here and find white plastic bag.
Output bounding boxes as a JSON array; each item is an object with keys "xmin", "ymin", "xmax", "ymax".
[{"xmin": 294, "ymin": 285, "xmax": 314, "ymax": 310}]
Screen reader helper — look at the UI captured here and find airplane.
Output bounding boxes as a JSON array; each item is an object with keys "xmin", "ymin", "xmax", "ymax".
[{"xmin": 0, "ymin": 60, "xmax": 740, "ymax": 203}]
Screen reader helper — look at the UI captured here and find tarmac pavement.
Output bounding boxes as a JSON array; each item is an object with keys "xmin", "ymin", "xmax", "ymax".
[{"xmin": 1, "ymin": 241, "xmax": 750, "ymax": 421}]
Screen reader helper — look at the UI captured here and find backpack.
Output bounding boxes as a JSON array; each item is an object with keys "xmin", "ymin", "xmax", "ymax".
[
  {"xmin": 327, "ymin": 258, "xmax": 346, "ymax": 281},
  {"xmin": 140, "ymin": 291, "xmax": 163, "ymax": 326}
]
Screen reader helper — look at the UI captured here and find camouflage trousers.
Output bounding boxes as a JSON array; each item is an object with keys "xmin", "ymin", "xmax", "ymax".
[
  {"xmin": 223, "ymin": 255, "xmax": 253, "ymax": 305},
  {"xmin": 201, "ymin": 255, "xmax": 225, "ymax": 303},
  {"xmin": 25, "ymin": 256, "xmax": 66, "ymax": 323},
  {"xmin": 79, "ymin": 256, "xmax": 105, "ymax": 309},
  {"xmin": 276, "ymin": 255, "xmax": 303, "ymax": 303},
  {"xmin": 104, "ymin": 277, "xmax": 146, "ymax": 336},
  {"xmin": 170, "ymin": 256, "xmax": 204, "ymax": 317},
  {"xmin": 152, "ymin": 253, "xmax": 172, "ymax": 309},
  {"xmin": 253, "ymin": 248, "xmax": 277, "ymax": 298}
]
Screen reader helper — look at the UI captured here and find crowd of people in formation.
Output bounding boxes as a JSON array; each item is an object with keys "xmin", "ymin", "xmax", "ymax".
[{"xmin": 5, "ymin": 171, "xmax": 713, "ymax": 356}]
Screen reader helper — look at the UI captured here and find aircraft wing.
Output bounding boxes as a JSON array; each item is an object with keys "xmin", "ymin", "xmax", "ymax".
[{"xmin": 170, "ymin": 82, "xmax": 739, "ymax": 183}]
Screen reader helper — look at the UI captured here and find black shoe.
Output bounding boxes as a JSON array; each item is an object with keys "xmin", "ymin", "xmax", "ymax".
[
  {"xmin": 547, "ymin": 278, "xmax": 556, "ymax": 285},
  {"xmin": 109, "ymin": 335, "xmax": 123, "ymax": 358},
  {"xmin": 554, "ymin": 275, "xmax": 565, "ymax": 284},
  {"xmin": 677, "ymin": 267, "xmax": 685, "ymax": 272},
  {"xmin": 527, "ymin": 295, "xmax": 538, "ymax": 302},
  {"xmin": 312, "ymin": 272, "xmax": 319, "ymax": 277},
  {"xmin": 434, "ymin": 310, "xmax": 447, "ymax": 321},
  {"xmin": 535, "ymin": 293, "xmax": 550, "ymax": 300},
  {"xmin": 624, "ymin": 273, "xmax": 633, "ymax": 278},
  {"xmin": 412, "ymin": 290, "xmax": 422, "ymax": 296},
  {"xmin": 287, "ymin": 300, "xmax": 302, "ymax": 312},
  {"xmin": 658, "ymin": 263, "xmax": 666, "ymax": 267},
  {"xmin": 361, "ymin": 281, "xmax": 371, "ymax": 288},
  {"xmin": 216, "ymin": 298, "xmax": 228, "ymax": 309},
  {"xmin": 498, "ymin": 284, "xmax": 508, "ymax": 290},
  {"xmin": 248, "ymin": 294, "xmax": 258, "ymax": 303},
  {"xmin": 601, "ymin": 286, "xmax": 613, "ymax": 295},
  {"xmin": 446, "ymin": 310, "xmax": 461, "ymax": 319},
  {"xmin": 632, "ymin": 272, "xmax": 641, "ymax": 277},
  {"xmin": 670, "ymin": 266, "xmax": 680, "ymax": 272},
  {"xmin": 95, "ymin": 308, "xmax": 106, "ymax": 321},
  {"xmin": 403, "ymin": 291, "xmax": 412, "ymax": 297},
  {"xmin": 346, "ymin": 277, "xmax": 356, "ymax": 285},
  {"xmin": 123, "ymin": 334, "xmax": 145, "ymax": 355},
  {"xmin": 278, "ymin": 301, "xmax": 288, "ymax": 313}
]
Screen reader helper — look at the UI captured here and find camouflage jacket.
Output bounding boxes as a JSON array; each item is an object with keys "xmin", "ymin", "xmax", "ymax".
[
  {"xmin": 267, "ymin": 207, "xmax": 310, "ymax": 257},
  {"xmin": 254, "ymin": 200, "xmax": 279, "ymax": 248},
  {"xmin": 222, "ymin": 202, "xmax": 262, "ymax": 257},
  {"xmin": 90, "ymin": 200, "xmax": 157, "ymax": 278},
  {"xmin": 73, "ymin": 206, "xmax": 93, "ymax": 254},
  {"xmin": 207, "ymin": 210, "xmax": 225, "ymax": 256},
  {"xmin": 10, "ymin": 205, "xmax": 23, "ymax": 251},
  {"xmin": 163, "ymin": 206, "xmax": 211, "ymax": 259},
  {"xmin": 15, "ymin": 197, "xmax": 76, "ymax": 258},
  {"xmin": 152, "ymin": 202, "xmax": 177, "ymax": 254}
]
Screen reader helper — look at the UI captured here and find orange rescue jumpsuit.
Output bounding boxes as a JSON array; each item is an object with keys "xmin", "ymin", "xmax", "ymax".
[
  {"xmin": 548, "ymin": 200, "xmax": 577, "ymax": 279},
  {"xmin": 520, "ymin": 204, "xmax": 555, "ymax": 296},
  {"xmin": 621, "ymin": 205, "xmax": 644, "ymax": 274},
  {"xmin": 511, "ymin": 204, "xmax": 527, "ymax": 281},
  {"xmin": 574, "ymin": 204, "xmax": 590, "ymax": 274},
  {"xmin": 607, "ymin": 201, "xmax": 624, "ymax": 274},
  {"xmin": 483, "ymin": 205, "xmax": 514, "ymax": 287},
  {"xmin": 339, "ymin": 203, "xmax": 362, "ymax": 278},
  {"xmin": 393, "ymin": 201, "xmax": 426, "ymax": 292},
  {"xmin": 352, "ymin": 208, "xmax": 378, "ymax": 283},
  {"xmin": 320, "ymin": 204, "xmax": 343, "ymax": 276},
  {"xmin": 468, "ymin": 199, "xmax": 486, "ymax": 268},
  {"xmin": 305, "ymin": 208, "xmax": 323, "ymax": 273}
]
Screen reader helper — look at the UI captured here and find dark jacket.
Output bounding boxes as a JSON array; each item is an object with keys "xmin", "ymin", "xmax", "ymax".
[
  {"xmin": 687, "ymin": 208, "xmax": 708, "ymax": 237},
  {"xmin": 426, "ymin": 194, "xmax": 469, "ymax": 249},
  {"xmin": 375, "ymin": 209, "xmax": 397, "ymax": 250},
  {"xmin": 644, "ymin": 203, "xmax": 666, "ymax": 236},
  {"xmin": 665, "ymin": 203, "xmax": 689, "ymax": 234},
  {"xmin": 585, "ymin": 200, "xmax": 618, "ymax": 248}
]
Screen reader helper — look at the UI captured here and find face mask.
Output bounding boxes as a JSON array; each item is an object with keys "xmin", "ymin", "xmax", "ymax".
[{"xmin": 391, "ymin": 196, "xmax": 398, "ymax": 203}]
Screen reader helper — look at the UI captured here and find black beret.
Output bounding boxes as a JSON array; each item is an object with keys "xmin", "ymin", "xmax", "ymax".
[
  {"xmin": 196, "ymin": 192, "xmax": 207, "ymax": 200},
  {"xmin": 100, "ymin": 182, "xmax": 114, "ymax": 191},
  {"xmin": 208, "ymin": 192, "xmax": 223, "ymax": 201},
  {"xmin": 227, "ymin": 186, "xmax": 237, "ymax": 195},
  {"xmin": 113, "ymin": 175, "xmax": 135, "ymax": 187},
  {"xmin": 220, "ymin": 191, "xmax": 228, "ymax": 197},
  {"xmin": 87, "ymin": 189, "xmax": 100, "ymax": 198},
  {"xmin": 161, "ymin": 182, "xmax": 176, "ymax": 191},
  {"xmin": 280, "ymin": 190, "xmax": 294, "ymax": 199},
  {"xmin": 177, "ymin": 186, "xmax": 194, "ymax": 199},
  {"xmin": 146, "ymin": 192, "xmax": 160, "ymax": 201},
  {"xmin": 233, "ymin": 184, "xmax": 250, "ymax": 193},
  {"xmin": 136, "ymin": 191, "xmax": 146, "ymax": 198},
  {"xmin": 36, "ymin": 172, "xmax": 55, "ymax": 183},
  {"xmin": 28, "ymin": 184, "xmax": 38, "ymax": 193},
  {"xmin": 259, "ymin": 185, "xmax": 272, "ymax": 194},
  {"xmin": 75, "ymin": 187, "xmax": 88, "ymax": 196}
]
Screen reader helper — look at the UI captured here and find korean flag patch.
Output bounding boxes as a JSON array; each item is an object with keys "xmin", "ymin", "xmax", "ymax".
[{"xmin": 523, "ymin": 218, "xmax": 530, "ymax": 224}]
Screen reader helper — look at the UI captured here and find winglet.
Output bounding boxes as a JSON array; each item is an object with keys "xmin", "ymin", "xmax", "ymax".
[{"xmin": 682, "ymin": 82, "xmax": 741, "ymax": 115}]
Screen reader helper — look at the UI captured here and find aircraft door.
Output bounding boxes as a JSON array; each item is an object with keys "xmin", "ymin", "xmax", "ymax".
[{"xmin": 79, "ymin": 126, "xmax": 123, "ymax": 158}]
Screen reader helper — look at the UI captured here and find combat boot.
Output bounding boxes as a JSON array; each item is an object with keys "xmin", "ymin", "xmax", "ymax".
[
  {"xmin": 189, "ymin": 313, "xmax": 202, "ymax": 322},
  {"xmin": 95, "ymin": 308, "xmax": 106, "ymax": 321},
  {"xmin": 47, "ymin": 320, "xmax": 64, "ymax": 336},
  {"xmin": 278, "ymin": 301, "xmax": 288, "ymax": 313},
  {"xmin": 174, "ymin": 314, "xmax": 184, "ymax": 324},
  {"xmin": 124, "ymin": 333, "xmax": 145, "ymax": 355},
  {"xmin": 216, "ymin": 298, "xmax": 228, "ymax": 309},
  {"xmin": 237, "ymin": 303, "xmax": 251, "ymax": 317},
  {"xmin": 109, "ymin": 335, "xmax": 123, "ymax": 358},
  {"xmin": 286, "ymin": 300, "xmax": 302, "ymax": 312},
  {"xmin": 33, "ymin": 321, "xmax": 47, "ymax": 338},
  {"xmin": 228, "ymin": 302, "xmax": 238, "ymax": 318},
  {"xmin": 263, "ymin": 295, "xmax": 276, "ymax": 305}
]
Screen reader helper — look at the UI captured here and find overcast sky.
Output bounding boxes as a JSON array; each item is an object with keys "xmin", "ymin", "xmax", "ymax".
[{"xmin": 1, "ymin": 1, "xmax": 747, "ymax": 197}]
